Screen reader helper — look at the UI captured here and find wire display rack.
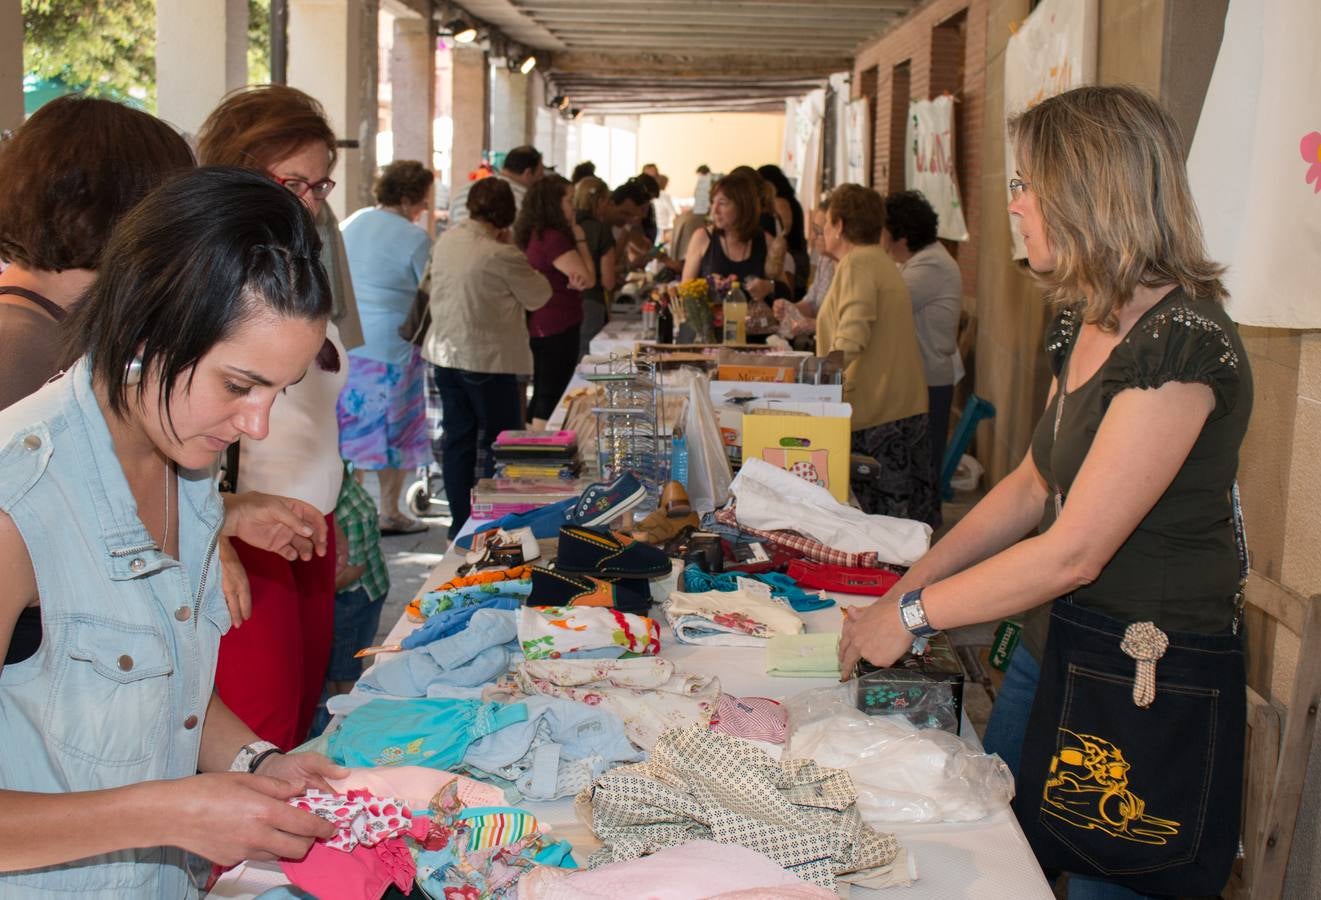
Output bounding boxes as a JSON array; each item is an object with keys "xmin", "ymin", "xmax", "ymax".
[{"xmin": 584, "ymin": 354, "xmax": 667, "ymax": 514}]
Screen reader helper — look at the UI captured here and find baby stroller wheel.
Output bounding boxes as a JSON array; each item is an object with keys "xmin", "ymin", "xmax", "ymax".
[{"xmin": 406, "ymin": 480, "xmax": 433, "ymax": 517}]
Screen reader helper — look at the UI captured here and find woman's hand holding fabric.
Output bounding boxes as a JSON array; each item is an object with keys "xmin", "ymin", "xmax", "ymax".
[
  {"xmin": 165, "ymin": 773, "xmax": 337, "ymax": 866},
  {"xmin": 255, "ymin": 751, "xmax": 349, "ymax": 794},
  {"xmin": 217, "ymin": 536, "xmax": 252, "ymax": 626},
  {"xmin": 223, "ymin": 491, "xmax": 328, "ymax": 562},
  {"xmin": 837, "ymin": 598, "xmax": 914, "ymax": 677}
]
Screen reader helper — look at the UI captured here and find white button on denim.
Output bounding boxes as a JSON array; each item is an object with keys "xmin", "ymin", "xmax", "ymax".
[{"xmin": 129, "ymin": 558, "xmax": 146, "ymax": 573}]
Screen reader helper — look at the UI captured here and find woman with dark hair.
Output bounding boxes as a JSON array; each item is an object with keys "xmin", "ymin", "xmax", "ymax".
[
  {"xmin": 425, "ymin": 177, "xmax": 552, "ymax": 537},
  {"xmin": 337, "ymin": 160, "xmax": 435, "ymax": 535},
  {"xmin": 757, "ymin": 163, "xmax": 809, "ymax": 297},
  {"xmin": 814, "ymin": 183, "xmax": 937, "ymax": 525},
  {"xmin": 0, "ymin": 167, "xmax": 345, "ymax": 895},
  {"xmin": 882, "ymin": 190, "xmax": 963, "ymax": 487},
  {"xmin": 515, "ymin": 174, "xmax": 596, "ymax": 427},
  {"xmin": 681, "ymin": 171, "xmax": 779, "ymax": 304},
  {"xmin": 0, "ymin": 95, "xmax": 195, "ymax": 412},
  {"xmin": 839, "ymin": 86, "xmax": 1252, "ymax": 899},
  {"xmin": 197, "ymin": 86, "xmax": 353, "ymax": 750},
  {"xmin": 572, "ymin": 176, "xmax": 619, "ymax": 359}
]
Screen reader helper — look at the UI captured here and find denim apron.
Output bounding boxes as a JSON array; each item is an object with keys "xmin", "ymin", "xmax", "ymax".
[{"xmin": 0, "ymin": 359, "xmax": 230, "ymax": 898}]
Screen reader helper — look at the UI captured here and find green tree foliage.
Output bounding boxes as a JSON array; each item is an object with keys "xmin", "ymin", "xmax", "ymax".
[
  {"xmin": 22, "ymin": 0, "xmax": 274, "ymax": 112},
  {"xmin": 22, "ymin": 0, "xmax": 158, "ymax": 107}
]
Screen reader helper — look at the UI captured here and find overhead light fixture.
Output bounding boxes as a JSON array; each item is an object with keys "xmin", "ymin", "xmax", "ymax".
[
  {"xmin": 564, "ymin": 107, "xmax": 582, "ymax": 121},
  {"xmin": 518, "ymin": 54, "xmax": 537, "ymax": 75},
  {"xmin": 442, "ymin": 17, "xmax": 477, "ymax": 43},
  {"xmin": 549, "ymin": 94, "xmax": 570, "ymax": 111}
]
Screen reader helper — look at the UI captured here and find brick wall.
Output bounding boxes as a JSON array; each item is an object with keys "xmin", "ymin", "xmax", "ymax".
[{"xmin": 852, "ymin": 0, "xmax": 988, "ymax": 300}]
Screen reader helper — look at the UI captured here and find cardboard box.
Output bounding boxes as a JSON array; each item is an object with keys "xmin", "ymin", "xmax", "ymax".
[
  {"xmin": 854, "ymin": 633, "xmax": 967, "ymax": 734},
  {"xmin": 741, "ymin": 400, "xmax": 853, "ymax": 502}
]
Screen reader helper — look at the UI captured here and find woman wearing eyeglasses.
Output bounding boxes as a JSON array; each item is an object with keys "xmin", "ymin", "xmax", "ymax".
[
  {"xmin": 196, "ymin": 86, "xmax": 355, "ymax": 751},
  {"xmin": 838, "ymin": 86, "xmax": 1252, "ymax": 899}
]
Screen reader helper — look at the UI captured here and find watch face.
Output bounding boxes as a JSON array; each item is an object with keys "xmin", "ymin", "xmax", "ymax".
[{"xmin": 901, "ymin": 603, "xmax": 921, "ymax": 628}]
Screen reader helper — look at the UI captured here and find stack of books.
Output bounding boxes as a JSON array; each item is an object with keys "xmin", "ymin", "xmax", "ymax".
[
  {"xmin": 469, "ymin": 477, "xmax": 587, "ymax": 520},
  {"xmin": 490, "ymin": 430, "xmax": 581, "ymax": 481}
]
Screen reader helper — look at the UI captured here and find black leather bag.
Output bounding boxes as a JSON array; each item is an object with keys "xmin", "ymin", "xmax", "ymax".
[{"xmin": 399, "ymin": 287, "xmax": 431, "ymax": 347}]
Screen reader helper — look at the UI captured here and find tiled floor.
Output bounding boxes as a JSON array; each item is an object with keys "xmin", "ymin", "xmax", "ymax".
[{"xmin": 367, "ymin": 474, "xmax": 999, "ymax": 736}]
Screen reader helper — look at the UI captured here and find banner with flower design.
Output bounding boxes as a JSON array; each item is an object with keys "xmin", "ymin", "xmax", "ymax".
[{"xmin": 1187, "ymin": 0, "xmax": 1321, "ymax": 327}]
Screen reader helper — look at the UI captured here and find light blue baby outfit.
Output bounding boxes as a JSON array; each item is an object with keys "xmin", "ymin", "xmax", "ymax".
[
  {"xmin": 362, "ymin": 608, "xmax": 520, "ymax": 695},
  {"xmin": 0, "ymin": 360, "xmax": 230, "ymax": 899}
]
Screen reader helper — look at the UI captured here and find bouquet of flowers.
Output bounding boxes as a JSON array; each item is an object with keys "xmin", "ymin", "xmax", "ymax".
[{"xmin": 673, "ymin": 277, "xmax": 716, "ymax": 343}]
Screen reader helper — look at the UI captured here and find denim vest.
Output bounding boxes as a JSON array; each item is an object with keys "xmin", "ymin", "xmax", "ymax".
[{"xmin": 0, "ymin": 360, "xmax": 230, "ymax": 899}]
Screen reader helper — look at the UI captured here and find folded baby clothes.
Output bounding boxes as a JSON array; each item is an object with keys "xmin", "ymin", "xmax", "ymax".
[
  {"xmin": 416, "ymin": 578, "xmax": 535, "ymax": 620},
  {"xmin": 586, "ymin": 725, "xmax": 901, "ymax": 889},
  {"xmin": 518, "ymin": 605, "xmax": 660, "ymax": 660},
  {"xmin": 765, "ymin": 633, "xmax": 842, "ymax": 678},
  {"xmin": 403, "ymin": 590, "xmax": 528, "ymax": 650},
  {"xmin": 664, "ymin": 587, "xmax": 804, "ymax": 647},
  {"xmin": 328, "ymin": 766, "xmax": 505, "ymax": 811},
  {"xmin": 361, "ymin": 609, "xmax": 519, "ymax": 695},
  {"xmin": 329, "ymin": 698, "xmax": 529, "ymax": 770},
  {"xmin": 710, "ymin": 694, "xmax": 788, "ymax": 744},
  {"xmin": 518, "ymin": 839, "xmax": 837, "ymax": 900},
  {"xmin": 281, "ymin": 838, "xmax": 414, "ymax": 900},
  {"xmin": 508, "ymin": 657, "xmax": 719, "ymax": 750},
  {"xmin": 462, "ymin": 695, "xmax": 641, "ymax": 801},
  {"xmin": 681, "ymin": 564, "xmax": 833, "ymax": 613},
  {"xmin": 327, "ymin": 683, "xmax": 487, "ymax": 717}
]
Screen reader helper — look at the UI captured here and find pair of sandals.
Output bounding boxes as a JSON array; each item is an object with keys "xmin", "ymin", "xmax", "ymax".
[{"xmin": 379, "ymin": 514, "xmax": 428, "ymax": 536}]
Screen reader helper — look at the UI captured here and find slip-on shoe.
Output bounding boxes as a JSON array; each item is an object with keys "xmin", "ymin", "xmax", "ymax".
[
  {"xmin": 527, "ymin": 567, "xmax": 652, "ymax": 615},
  {"xmin": 554, "ymin": 525, "xmax": 672, "ymax": 579}
]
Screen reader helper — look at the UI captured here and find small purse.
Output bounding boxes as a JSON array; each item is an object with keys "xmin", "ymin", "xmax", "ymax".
[
  {"xmin": 1012, "ymin": 383, "xmax": 1248, "ymax": 895},
  {"xmin": 399, "ymin": 286, "xmax": 431, "ymax": 348}
]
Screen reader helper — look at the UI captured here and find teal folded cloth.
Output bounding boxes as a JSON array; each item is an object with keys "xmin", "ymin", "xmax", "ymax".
[
  {"xmin": 681, "ymin": 565, "xmax": 834, "ymax": 612},
  {"xmin": 766, "ymin": 633, "xmax": 841, "ymax": 678},
  {"xmin": 329, "ymin": 698, "xmax": 528, "ymax": 769}
]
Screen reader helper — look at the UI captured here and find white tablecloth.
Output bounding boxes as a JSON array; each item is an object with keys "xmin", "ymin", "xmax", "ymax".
[{"xmin": 213, "ymin": 513, "xmax": 1052, "ymax": 899}]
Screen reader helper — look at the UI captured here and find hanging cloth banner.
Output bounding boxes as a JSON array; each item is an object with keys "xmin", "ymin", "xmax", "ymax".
[
  {"xmin": 1187, "ymin": 0, "xmax": 1321, "ymax": 328},
  {"xmin": 845, "ymin": 98, "xmax": 870, "ymax": 186},
  {"xmin": 905, "ymin": 96, "xmax": 968, "ymax": 242},
  {"xmin": 1002, "ymin": 0, "xmax": 1098, "ymax": 259}
]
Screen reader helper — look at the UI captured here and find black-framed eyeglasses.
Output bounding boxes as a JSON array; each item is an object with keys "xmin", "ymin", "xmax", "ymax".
[
  {"xmin": 1008, "ymin": 178, "xmax": 1031, "ymax": 201},
  {"xmin": 276, "ymin": 176, "xmax": 337, "ymax": 200}
]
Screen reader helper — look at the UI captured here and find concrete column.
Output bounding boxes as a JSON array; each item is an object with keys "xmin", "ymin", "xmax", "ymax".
[
  {"xmin": 0, "ymin": 0, "xmax": 21, "ymax": 132},
  {"xmin": 488, "ymin": 64, "xmax": 529, "ymax": 155},
  {"xmin": 449, "ymin": 46, "xmax": 487, "ymax": 198},
  {"xmin": 156, "ymin": 0, "xmax": 248, "ymax": 137},
  {"xmin": 390, "ymin": 17, "xmax": 434, "ymax": 167},
  {"xmin": 288, "ymin": 0, "xmax": 378, "ymax": 219}
]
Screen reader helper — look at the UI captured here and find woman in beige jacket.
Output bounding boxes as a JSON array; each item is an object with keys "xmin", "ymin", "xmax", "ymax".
[
  {"xmin": 424, "ymin": 177, "xmax": 551, "ymax": 537},
  {"xmin": 816, "ymin": 184, "xmax": 938, "ymax": 526}
]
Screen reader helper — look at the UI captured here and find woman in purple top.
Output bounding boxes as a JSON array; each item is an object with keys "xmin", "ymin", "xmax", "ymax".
[{"xmin": 515, "ymin": 175, "xmax": 596, "ymax": 427}]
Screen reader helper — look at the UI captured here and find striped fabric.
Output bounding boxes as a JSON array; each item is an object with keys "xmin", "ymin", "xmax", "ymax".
[{"xmin": 461, "ymin": 810, "xmax": 542, "ymax": 851}]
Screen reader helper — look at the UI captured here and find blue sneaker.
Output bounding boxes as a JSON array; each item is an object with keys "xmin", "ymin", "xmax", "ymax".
[
  {"xmin": 567, "ymin": 472, "xmax": 648, "ymax": 527},
  {"xmin": 454, "ymin": 496, "xmax": 577, "ymax": 551}
]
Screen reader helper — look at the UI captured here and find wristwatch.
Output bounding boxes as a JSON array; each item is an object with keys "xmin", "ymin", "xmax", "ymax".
[
  {"xmin": 898, "ymin": 588, "xmax": 939, "ymax": 638},
  {"xmin": 230, "ymin": 740, "xmax": 282, "ymax": 774}
]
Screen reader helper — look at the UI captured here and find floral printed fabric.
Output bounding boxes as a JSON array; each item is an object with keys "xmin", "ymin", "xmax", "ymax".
[
  {"xmin": 287, "ymin": 788, "xmax": 428, "ymax": 852},
  {"xmin": 518, "ymin": 605, "xmax": 660, "ymax": 660},
  {"xmin": 586, "ymin": 725, "xmax": 900, "ymax": 889},
  {"xmin": 505, "ymin": 657, "xmax": 720, "ymax": 750},
  {"xmin": 663, "ymin": 587, "xmax": 805, "ymax": 647}
]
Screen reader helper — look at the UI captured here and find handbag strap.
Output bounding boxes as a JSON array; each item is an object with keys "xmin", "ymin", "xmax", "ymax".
[{"xmin": 0, "ymin": 285, "xmax": 67, "ymax": 321}]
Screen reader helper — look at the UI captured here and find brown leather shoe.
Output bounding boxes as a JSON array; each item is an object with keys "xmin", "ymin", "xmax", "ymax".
[
  {"xmin": 631, "ymin": 508, "xmax": 700, "ymax": 545},
  {"xmin": 659, "ymin": 481, "xmax": 692, "ymax": 518}
]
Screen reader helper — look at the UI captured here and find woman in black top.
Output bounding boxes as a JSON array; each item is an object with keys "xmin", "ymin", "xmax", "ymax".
[
  {"xmin": 681, "ymin": 171, "xmax": 777, "ymax": 302},
  {"xmin": 758, "ymin": 164, "xmax": 809, "ymax": 297},
  {"xmin": 837, "ymin": 86, "xmax": 1251, "ymax": 898}
]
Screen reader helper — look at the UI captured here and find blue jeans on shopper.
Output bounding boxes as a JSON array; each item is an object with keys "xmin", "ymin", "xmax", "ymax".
[
  {"xmin": 985, "ymin": 643, "xmax": 1155, "ymax": 900},
  {"xmin": 433, "ymin": 366, "xmax": 525, "ymax": 538}
]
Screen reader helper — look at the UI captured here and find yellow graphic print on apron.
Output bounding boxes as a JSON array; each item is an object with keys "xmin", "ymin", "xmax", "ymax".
[{"xmin": 1041, "ymin": 729, "xmax": 1180, "ymax": 844}]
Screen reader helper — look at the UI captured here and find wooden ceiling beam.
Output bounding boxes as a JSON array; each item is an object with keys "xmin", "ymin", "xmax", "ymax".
[{"xmin": 549, "ymin": 50, "xmax": 852, "ymax": 76}]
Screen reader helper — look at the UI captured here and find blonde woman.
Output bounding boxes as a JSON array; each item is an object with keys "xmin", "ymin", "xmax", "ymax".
[{"xmin": 838, "ymin": 85, "xmax": 1251, "ymax": 899}]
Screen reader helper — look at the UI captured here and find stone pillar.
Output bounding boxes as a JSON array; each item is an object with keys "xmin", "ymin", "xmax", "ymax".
[
  {"xmin": 449, "ymin": 45, "xmax": 487, "ymax": 206},
  {"xmin": 488, "ymin": 64, "xmax": 529, "ymax": 156},
  {"xmin": 288, "ymin": 0, "xmax": 378, "ymax": 219},
  {"xmin": 156, "ymin": 0, "xmax": 248, "ymax": 137},
  {"xmin": 390, "ymin": 17, "xmax": 434, "ymax": 166}
]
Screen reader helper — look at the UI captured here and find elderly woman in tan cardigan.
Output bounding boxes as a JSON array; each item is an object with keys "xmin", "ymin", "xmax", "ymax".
[{"xmin": 815, "ymin": 184, "xmax": 938, "ymax": 526}]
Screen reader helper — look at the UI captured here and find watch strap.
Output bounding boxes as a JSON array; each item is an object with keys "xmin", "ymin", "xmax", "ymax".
[{"xmin": 230, "ymin": 740, "xmax": 281, "ymax": 773}]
